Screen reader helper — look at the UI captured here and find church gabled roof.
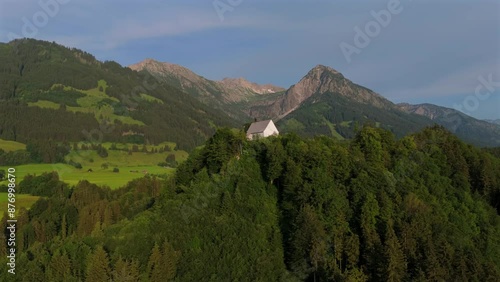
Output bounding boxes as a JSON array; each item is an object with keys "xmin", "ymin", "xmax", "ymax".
[{"xmin": 247, "ymin": 120, "xmax": 273, "ymax": 134}]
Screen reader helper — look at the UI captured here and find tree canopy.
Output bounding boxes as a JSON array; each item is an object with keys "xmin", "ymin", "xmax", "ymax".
[{"xmin": 1, "ymin": 125, "xmax": 500, "ymax": 281}]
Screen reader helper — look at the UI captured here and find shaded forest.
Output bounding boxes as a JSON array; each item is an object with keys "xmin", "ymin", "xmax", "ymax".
[{"xmin": 1, "ymin": 125, "xmax": 500, "ymax": 281}]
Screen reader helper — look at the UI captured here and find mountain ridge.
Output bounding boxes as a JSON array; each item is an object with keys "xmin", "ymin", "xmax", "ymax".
[
  {"xmin": 397, "ymin": 103, "xmax": 500, "ymax": 147},
  {"xmin": 485, "ymin": 119, "xmax": 500, "ymax": 125},
  {"xmin": 129, "ymin": 59, "xmax": 285, "ymax": 103},
  {"xmin": 130, "ymin": 57, "xmax": 500, "ymax": 147}
]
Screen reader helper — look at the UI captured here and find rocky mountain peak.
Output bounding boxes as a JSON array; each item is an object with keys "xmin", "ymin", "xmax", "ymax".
[
  {"xmin": 293, "ymin": 64, "xmax": 347, "ymax": 93},
  {"xmin": 248, "ymin": 64, "xmax": 392, "ymax": 120},
  {"xmin": 132, "ymin": 59, "xmax": 182, "ymax": 72},
  {"xmin": 129, "ymin": 59, "xmax": 203, "ymax": 84},
  {"xmin": 310, "ymin": 64, "xmax": 342, "ymax": 75},
  {"xmin": 218, "ymin": 77, "xmax": 284, "ymax": 94}
]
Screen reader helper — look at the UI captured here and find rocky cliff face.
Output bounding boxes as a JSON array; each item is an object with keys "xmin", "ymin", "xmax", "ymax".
[
  {"xmin": 218, "ymin": 77, "xmax": 284, "ymax": 95},
  {"xmin": 397, "ymin": 103, "xmax": 454, "ymax": 121}
]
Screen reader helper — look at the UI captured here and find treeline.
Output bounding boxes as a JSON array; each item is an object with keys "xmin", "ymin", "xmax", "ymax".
[
  {"xmin": 1, "ymin": 126, "xmax": 500, "ymax": 281},
  {"xmin": 0, "ymin": 149, "xmax": 32, "ymax": 166},
  {"xmin": 0, "ymin": 141, "xmax": 70, "ymax": 166},
  {"xmin": 0, "ymin": 140, "xmax": 175, "ymax": 167}
]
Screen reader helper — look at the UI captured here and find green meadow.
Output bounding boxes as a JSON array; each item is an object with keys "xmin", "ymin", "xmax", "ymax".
[
  {"xmin": 140, "ymin": 93, "xmax": 164, "ymax": 104},
  {"xmin": 0, "ymin": 163, "xmax": 173, "ymax": 190},
  {"xmin": 0, "ymin": 139, "xmax": 26, "ymax": 152},
  {"xmin": 0, "ymin": 143, "xmax": 188, "ymax": 189},
  {"xmin": 27, "ymin": 80, "xmax": 151, "ymax": 126},
  {"xmin": 65, "ymin": 145, "xmax": 187, "ymax": 167},
  {"xmin": 27, "ymin": 100, "xmax": 60, "ymax": 109}
]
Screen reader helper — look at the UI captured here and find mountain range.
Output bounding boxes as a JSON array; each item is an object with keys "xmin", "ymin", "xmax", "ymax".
[
  {"xmin": 130, "ymin": 58, "xmax": 500, "ymax": 147},
  {"xmin": 0, "ymin": 38, "xmax": 499, "ymax": 148}
]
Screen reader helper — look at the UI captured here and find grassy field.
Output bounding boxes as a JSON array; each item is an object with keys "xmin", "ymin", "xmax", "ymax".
[
  {"xmin": 0, "ymin": 163, "xmax": 175, "ymax": 189},
  {"xmin": 340, "ymin": 121, "xmax": 353, "ymax": 127},
  {"xmin": 0, "ymin": 146, "xmax": 187, "ymax": 189},
  {"xmin": 66, "ymin": 146, "xmax": 187, "ymax": 166},
  {"xmin": 99, "ymin": 141, "xmax": 180, "ymax": 151},
  {"xmin": 0, "ymin": 139, "xmax": 26, "ymax": 152},
  {"xmin": 0, "ymin": 192, "xmax": 40, "ymax": 220},
  {"xmin": 26, "ymin": 80, "xmax": 177, "ymax": 126},
  {"xmin": 28, "ymin": 100, "xmax": 60, "ymax": 109},
  {"xmin": 140, "ymin": 93, "xmax": 164, "ymax": 104},
  {"xmin": 323, "ymin": 118, "xmax": 345, "ymax": 140},
  {"xmin": 29, "ymin": 80, "xmax": 146, "ymax": 125}
]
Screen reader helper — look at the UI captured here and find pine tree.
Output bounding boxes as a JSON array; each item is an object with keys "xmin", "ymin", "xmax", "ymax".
[
  {"xmin": 384, "ymin": 224, "xmax": 406, "ymax": 282},
  {"xmin": 48, "ymin": 250, "xmax": 72, "ymax": 282},
  {"xmin": 85, "ymin": 245, "xmax": 111, "ymax": 282},
  {"xmin": 161, "ymin": 241, "xmax": 180, "ymax": 281},
  {"xmin": 129, "ymin": 259, "xmax": 141, "ymax": 281},
  {"xmin": 112, "ymin": 257, "xmax": 140, "ymax": 282},
  {"xmin": 91, "ymin": 221, "xmax": 104, "ymax": 238},
  {"xmin": 61, "ymin": 214, "xmax": 67, "ymax": 240},
  {"xmin": 147, "ymin": 243, "xmax": 163, "ymax": 282}
]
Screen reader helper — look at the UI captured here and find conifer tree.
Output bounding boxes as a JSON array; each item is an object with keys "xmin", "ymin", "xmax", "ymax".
[
  {"xmin": 384, "ymin": 224, "xmax": 406, "ymax": 282},
  {"xmin": 161, "ymin": 241, "xmax": 180, "ymax": 281},
  {"xmin": 112, "ymin": 257, "xmax": 140, "ymax": 282},
  {"xmin": 48, "ymin": 250, "xmax": 72, "ymax": 282},
  {"xmin": 147, "ymin": 243, "xmax": 163, "ymax": 281},
  {"xmin": 85, "ymin": 245, "xmax": 111, "ymax": 282}
]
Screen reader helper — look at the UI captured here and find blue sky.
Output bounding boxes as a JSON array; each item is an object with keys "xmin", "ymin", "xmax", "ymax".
[{"xmin": 1, "ymin": 0, "xmax": 499, "ymax": 119}]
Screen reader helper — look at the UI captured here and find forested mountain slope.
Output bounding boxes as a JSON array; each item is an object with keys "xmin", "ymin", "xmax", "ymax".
[
  {"xmin": 0, "ymin": 39, "xmax": 237, "ymax": 150},
  {"xmin": 398, "ymin": 103, "xmax": 500, "ymax": 147},
  {"xmin": 2, "ymin": 125, "xmax": 499, "ymax": 281}
]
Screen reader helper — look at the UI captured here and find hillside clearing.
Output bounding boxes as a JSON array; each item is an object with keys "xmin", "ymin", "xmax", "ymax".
[{"xmin": 0, "ymin": 139, "xmax": 26, "ymax": 152}]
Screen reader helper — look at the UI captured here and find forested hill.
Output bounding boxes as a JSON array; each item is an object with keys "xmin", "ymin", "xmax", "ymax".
[
  {"xmin": 0, "ymin": 39, "xmax": 237, "ymax": 150},
  {"xmin": 2, "ymin": 125, "xmax": 500, "ymax": 281}
]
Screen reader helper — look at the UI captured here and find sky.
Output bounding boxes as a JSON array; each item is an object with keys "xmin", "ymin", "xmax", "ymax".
[{"xmin": 0, "ymin": 0, "xmax": 499, "ymax": 120}]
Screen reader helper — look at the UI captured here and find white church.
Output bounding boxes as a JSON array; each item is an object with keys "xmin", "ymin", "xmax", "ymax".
[{"xmin": 246, "ymin": 120, "xmax": 279, "ymax": 140}]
